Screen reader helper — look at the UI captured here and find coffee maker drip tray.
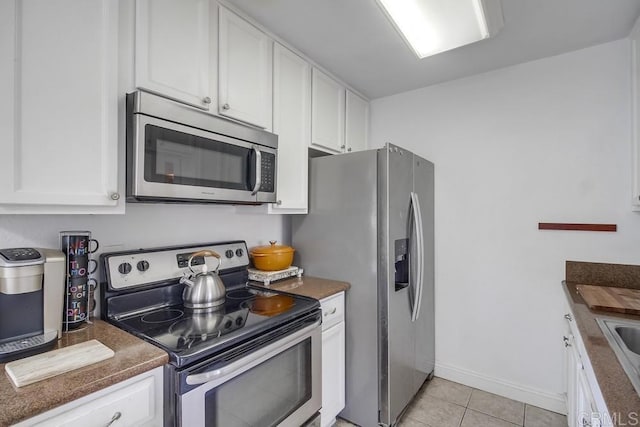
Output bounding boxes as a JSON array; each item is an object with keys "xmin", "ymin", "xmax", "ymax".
[{"xmin": 0, "ymin": 330, "xmax": 58, "ymax": 363}]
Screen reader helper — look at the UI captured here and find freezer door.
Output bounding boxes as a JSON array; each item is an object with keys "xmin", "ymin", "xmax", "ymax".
[
  {"xmin": 413, "ymin": 154, "xmax": 435, "ymax": 391},
  {"xmin": 379, "ymin": 145, "xmax": 419, "ymax": 426}
]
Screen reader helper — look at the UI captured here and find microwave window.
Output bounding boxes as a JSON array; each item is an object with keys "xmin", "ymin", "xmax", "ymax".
[{"xmin": 144, "ymin": 125, "xmax": 249, "ymax": 190}]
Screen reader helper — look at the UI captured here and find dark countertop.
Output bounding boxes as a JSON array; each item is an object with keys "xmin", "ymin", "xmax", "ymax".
[
  {"xmin": 250, "ymin": 275, "xmax": 350, "ymax": 300},
  {"xmin": 563, "ymin": 281, "xmax": 640, "ymax": 425},
  {"xmin": 0, "ymin": 320, "xmax": 168, "ymax": 426}
]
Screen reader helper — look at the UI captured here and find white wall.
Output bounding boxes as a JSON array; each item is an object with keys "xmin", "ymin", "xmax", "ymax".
[{"xmin": 370, "ymin": 39, "xmax": 637, "ymax": 412}]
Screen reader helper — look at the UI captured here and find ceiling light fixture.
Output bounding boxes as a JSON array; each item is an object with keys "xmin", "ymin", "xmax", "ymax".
[{"xmin": 376, "ymin": 0, "xmax": 504, "ymax": 59}]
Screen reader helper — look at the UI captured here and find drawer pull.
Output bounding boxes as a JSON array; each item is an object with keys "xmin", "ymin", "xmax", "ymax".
[
  {"xmin": 564, "ymin": 313, "xmax": 572, "ymax": 321},
  {"xmin": 106, "ymin": 411, "xmax": 121, "ymax": 427},
  {"xmin": 324, "ymin": 307, "xmax": 337, "ymax": 316}
]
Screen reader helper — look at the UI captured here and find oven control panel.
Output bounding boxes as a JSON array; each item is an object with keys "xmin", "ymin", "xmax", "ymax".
[{"xmin": 105, "ymin": 241, "xmax": 249, "ymax": 290}]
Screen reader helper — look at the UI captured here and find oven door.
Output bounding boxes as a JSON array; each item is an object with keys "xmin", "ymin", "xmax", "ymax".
[
  {"xmin": 128, "ymin": 114, "xmax": 277, "ymax": 204},
  {"xmin": 179, "ymin": 320, "xmax": 321, "ymax": 427}
]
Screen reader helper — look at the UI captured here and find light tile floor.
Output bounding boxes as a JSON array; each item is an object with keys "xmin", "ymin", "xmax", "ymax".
[{"xmin": 335, "ymin": 377, "xmax": 567, "ymax": 427}]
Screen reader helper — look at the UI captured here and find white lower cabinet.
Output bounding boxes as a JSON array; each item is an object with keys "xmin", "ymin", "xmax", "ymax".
[
  {"xmin": 15, "ymin": 367, "xmax": 163, "ymax": 427},
  {"xmin": 320, "ymin": 292, "xmax": 346, "ymax": 427},
  {"xmin": 563, "ymin": 309, "xmax": 609, "ymax": 427}
]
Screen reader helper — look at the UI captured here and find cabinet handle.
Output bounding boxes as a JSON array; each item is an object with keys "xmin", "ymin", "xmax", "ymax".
[
  {"xmin": 222, "ymin": 103, "xmax": 230, "ymax": 110},
  {"xmin": 582, "ymin": 416, "xmax": 592, "ymax": 426},
  {"xmin": 110, "ymin": 192, "xmax": 120, "ymax": 201},
  {"xmin": 564, "ymin": 313, "xmax": 572, "ymax": 321},
  {"xmin": 563, "ymin": 336, "xmax": 571, "ymax": 347},
  {"xmin": 348, "ymin": 148, "xmax": 352, "ymax": 152},
  {"xmin": 105, "ymin": 412, "xmax": 121, "ymax": 427},
  {"xmin": 324, "ymin": 307, "xmax": 337, "ymax": 316},
  {"xmin": 203, "ymin": 96, "xmax": 212, "ymax": 104},
  {"xmin": 340, "ymin": 144, "xmax": 346, "ymax": 149},
  {"xmin": 276, "ymin": 200, "xmax": 282, "ymax": 205}
]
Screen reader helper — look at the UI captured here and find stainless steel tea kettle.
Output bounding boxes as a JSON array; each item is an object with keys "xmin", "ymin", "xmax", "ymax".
[{"xmin": 180, "ymin": 250, "xmax": 226, "ymax": 310}]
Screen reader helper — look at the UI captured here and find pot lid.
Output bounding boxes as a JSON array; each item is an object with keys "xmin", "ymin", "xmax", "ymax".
[{"xmin": 250, "ymin": 240, "xmax": 295, "ymax": 255}]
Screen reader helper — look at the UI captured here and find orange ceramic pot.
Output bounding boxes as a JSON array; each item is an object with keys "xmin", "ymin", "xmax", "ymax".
[{"xmin": 249, "ymin": 240, "xmax": 295, "ymax": 271}]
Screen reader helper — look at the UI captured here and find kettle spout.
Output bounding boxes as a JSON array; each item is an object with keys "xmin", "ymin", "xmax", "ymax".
[{"xmin": 180, "ymin": 275, "xmax": 195, "ymax": 287}]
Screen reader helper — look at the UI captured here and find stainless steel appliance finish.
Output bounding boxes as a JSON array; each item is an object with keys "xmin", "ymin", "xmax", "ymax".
[
  {"xmin": 101, "ymin": 241, "xmax": 321, "ymax": 427},
  {"xmin": 0, "ymin": 248, "xmax": 65, "ymax": 362},
  {"xmin": 126, "ymin": 90, "xmax": 278, "ymax": 204},
  {"xmin": 597, "ymin": 317, "xmax": 640, "ymax": 396},
  {"xmin": 292, "ymin": 143, "xmax": 435, "ymax": 427}
]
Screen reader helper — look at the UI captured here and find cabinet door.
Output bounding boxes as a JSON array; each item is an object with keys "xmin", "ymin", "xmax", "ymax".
[
  {"xmin": 345, "ymin": 90, "xmax": 369, "ymax": 153},
  {"xmin": 135, "ymin": 0, "xmax": 212, "ymax": 110},
  {"xmin": 269, "ymin": 43, "xmax": 310, "ymax": 213},
  {"xmin": 0, "ymin": 0, "xmax": 119, "ymax": 211},
  {"xmin": 218, "ymin": 6, "xmax": 272, "ymax": 130},
  {"xmin": 321, "ymin": 321, "xmax": 345, "ymax": 427},
  {"xmin": 565, "ymin": 333, "xmax": 579, "ymax": 427},
  {"xmin": 311, "ymin": 68, "xmax": 345, "ymax": 154}
]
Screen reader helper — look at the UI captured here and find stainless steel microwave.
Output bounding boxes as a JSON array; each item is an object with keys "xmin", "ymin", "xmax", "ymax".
[{"xmin": 126, "ymin": 91, "xmax": 277, "ymax": 204}]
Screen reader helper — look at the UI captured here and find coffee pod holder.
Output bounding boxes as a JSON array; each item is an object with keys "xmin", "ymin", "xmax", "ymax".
[{"xmin": 60, "ymin": 231, "xmax": 99, "ymax": 332}]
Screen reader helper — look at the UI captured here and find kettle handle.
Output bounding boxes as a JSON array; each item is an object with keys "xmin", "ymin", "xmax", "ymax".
[{"xmin": 188, "ymin": 250, "xmax": 221, "ymax": 274}]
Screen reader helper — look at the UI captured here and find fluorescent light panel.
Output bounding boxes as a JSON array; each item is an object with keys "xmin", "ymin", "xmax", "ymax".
[{"xmin": 377, "ymin": 0, "xmax": 492, "ymax": 58}]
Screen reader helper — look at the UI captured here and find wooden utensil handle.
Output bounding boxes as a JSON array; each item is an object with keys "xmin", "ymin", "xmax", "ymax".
[{"xmin": 190, "ymin": 250, "xmax": 221, "ymax": 259}]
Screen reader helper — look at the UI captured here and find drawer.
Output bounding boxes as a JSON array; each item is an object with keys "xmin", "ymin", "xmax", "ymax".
[
  {"xmin": 321, "ymin": 292, "xmax": 344, "ymax": 331},
  {"xmin": 31, "ymin": 375, "xmax": 157, "ymax": 427}
]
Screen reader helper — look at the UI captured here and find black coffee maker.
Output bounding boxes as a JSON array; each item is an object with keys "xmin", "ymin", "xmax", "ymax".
[{"xmin": 0, "ymin": 248, "xmax": 65, "ymax": 362}]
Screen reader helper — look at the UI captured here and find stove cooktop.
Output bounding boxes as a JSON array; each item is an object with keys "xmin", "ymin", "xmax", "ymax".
[
  {"xmin": 111, "ymin": 286, "xmax": 317, "ymax": 367},
  {"xmin": 100, "ymin": 241, "xmax": 319, "ymax": 368}
]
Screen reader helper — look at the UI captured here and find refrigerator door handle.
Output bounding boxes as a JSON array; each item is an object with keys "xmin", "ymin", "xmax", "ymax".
[{"xmin": 410, "ymin": 192, "xmax": 425, "ymax": 322}]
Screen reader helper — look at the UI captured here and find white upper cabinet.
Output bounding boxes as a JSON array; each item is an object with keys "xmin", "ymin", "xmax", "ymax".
[
  {"xmin": 0, "ymin": 0, "xmax": 120, "ymax": 213},
  {"xmin": 345, "ymin": 90, "xmax": 369, "ymax": 153},
  {"xmin": 311, "ymin": 68, "xmax": 346, "ymax": 154},
  {"xmin": 218, "ymin": 6, "xmax": 272, "ymax": 130},
  {"xmin": 135, "ymin": 0, "xmax": 213, "ymax": 110},
  {"xmin": 269, "ymin": 43, "xmax": 311, "ymax": 213}
]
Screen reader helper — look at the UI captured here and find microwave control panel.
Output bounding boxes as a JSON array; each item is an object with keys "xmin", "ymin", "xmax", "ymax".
[{"xmin": 260, "ymin": 152, "xmax": 276, "ymax": 193}]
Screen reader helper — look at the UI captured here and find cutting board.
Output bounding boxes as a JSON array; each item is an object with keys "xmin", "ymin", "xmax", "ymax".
[
  {"xmin": 4, "ymin": 339, "xmax": 114, "ymax": 387},
  {"xmin": 576, "ymin": 284, "xmax": 640, "ymax": 315}
]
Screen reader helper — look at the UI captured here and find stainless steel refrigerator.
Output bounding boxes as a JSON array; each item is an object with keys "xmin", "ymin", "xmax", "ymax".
[{"xmin": 292, "ymin": 143, "xmax": 435, "ymax": 427}]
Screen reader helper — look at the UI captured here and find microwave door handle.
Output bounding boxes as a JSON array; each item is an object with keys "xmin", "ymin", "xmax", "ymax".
[{"xmin": 251, "ymin": 147, "xmax": 262, "ymax": 196}]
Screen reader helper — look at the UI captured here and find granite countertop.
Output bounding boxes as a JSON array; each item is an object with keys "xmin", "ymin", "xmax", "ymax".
[
  {"xmin": 250, "ymin": 275, "xmax": 350, "ymax": 300},
  {"xmin": 563, "ymin": 280, "xmax": 640, "ymax": 425},
  {"xmin": 0, "ymin": 320, "xmax": 168, "ymax": 426}
]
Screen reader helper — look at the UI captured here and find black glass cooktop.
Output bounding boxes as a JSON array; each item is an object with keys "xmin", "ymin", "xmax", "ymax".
[{"xmin": 111, "ymin": 286, "xmax": 319, "ymax": 367}]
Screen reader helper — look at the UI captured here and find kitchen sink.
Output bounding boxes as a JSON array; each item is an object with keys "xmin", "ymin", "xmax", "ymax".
[
  {"xmin": 596, "ymin": 317, "xmax": 640, "ymax": 396},
  {"xmin": 615, "ymin": 326, "xmax": 640, "ymax": 355}
]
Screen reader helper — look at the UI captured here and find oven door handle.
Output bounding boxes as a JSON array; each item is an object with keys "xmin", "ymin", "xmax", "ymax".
[
  {"xmin": 251, "ymin": 147, "xmax": 262, "ymax": 196},
  {"xmin": 186, "ymin": 319, "xmax": 320, "ymax": 386}
]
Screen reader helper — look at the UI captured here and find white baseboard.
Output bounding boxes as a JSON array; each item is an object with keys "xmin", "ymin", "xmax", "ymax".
[{"xmin": 434, "ymin": 362, "xmax": 567, "ymax": 415}]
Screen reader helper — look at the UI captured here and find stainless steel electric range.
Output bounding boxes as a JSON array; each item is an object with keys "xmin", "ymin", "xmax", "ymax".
[{"xmin": 100, "ymin": 241, "xmax": 322, "ymax": 427}]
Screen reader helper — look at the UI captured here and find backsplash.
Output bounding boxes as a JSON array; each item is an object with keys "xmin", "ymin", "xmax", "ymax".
[
  {"xmin": 566, "ymin": 261, "xmax": 640, "ymax": 290},
  {"xmin": 0, "ymin": 203, "xmax": 288, "ymax": 280}
]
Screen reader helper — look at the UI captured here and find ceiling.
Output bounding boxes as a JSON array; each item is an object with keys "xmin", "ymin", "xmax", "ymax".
[{"xmin": 225, "ymin": 0, "xmax": 640, "ymax": 99}]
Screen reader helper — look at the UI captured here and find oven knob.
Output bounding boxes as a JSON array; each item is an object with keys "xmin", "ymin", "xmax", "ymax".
[
  {"xmin": 224, "ymin": 320, "xmax": 233, "ymax": 329},
  {"xmin": 137, "ymin": 260, "xmax": 150, "ymax": 272},
  {"xmin": 235, "ymin": 248, "xmax": 244, "ymax": 257},
  {"xmin": 236, "ymin": 316, "xmax": 244, "ymax": 326},
  {"xmin": 118, "ymin": 262, "xmax": 132, "ymax": 275},
  {"xmin": 225, "ymin": 250, "xmax": 234, "ymax": 259}
]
